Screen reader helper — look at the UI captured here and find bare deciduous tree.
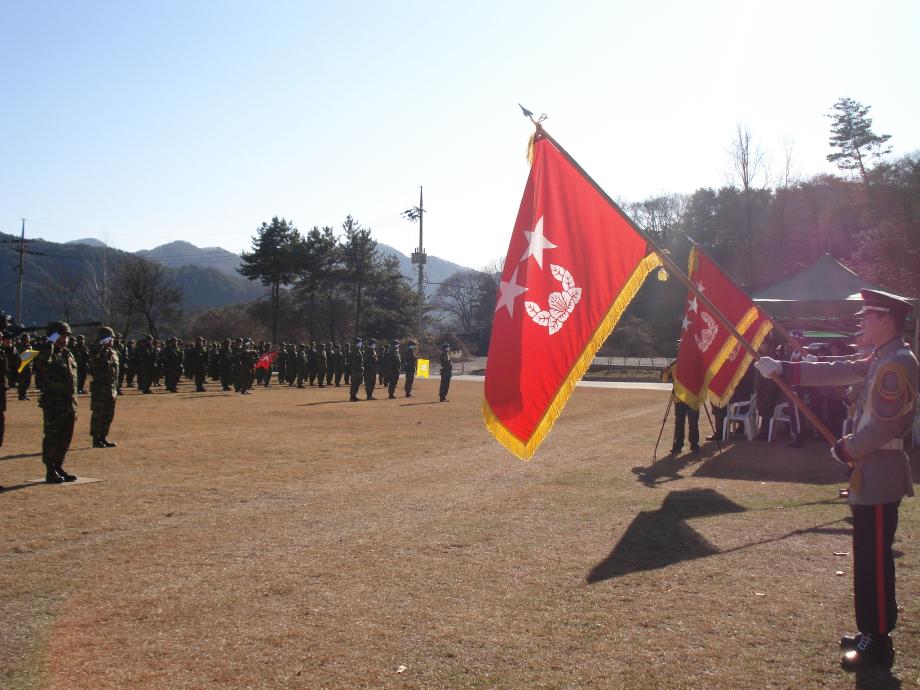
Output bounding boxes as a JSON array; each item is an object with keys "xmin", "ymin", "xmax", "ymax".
[{"xmin": 111, "ymin": 255, "xmax": 183, "ymax": 339}]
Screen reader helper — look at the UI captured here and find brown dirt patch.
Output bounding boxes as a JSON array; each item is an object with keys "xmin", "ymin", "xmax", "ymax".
[{"xmin": 2, "ymin": 379, "xmax": 918, "ymax": 688}]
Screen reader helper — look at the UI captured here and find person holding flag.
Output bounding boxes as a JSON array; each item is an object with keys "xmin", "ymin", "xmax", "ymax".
[{"xmin": 756, "ymin": 289, "xmax": 917, "ymax": 670}]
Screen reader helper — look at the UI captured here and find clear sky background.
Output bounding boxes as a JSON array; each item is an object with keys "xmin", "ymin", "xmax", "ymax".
[{"xmin": 2, "ymin": 1, "xmax": 918, "ymax": 270}]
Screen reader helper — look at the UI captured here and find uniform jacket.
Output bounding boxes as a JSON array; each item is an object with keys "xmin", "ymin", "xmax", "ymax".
[{"xmin": 784, "ymin": 336, "xmax": 917, "ymax": 505}]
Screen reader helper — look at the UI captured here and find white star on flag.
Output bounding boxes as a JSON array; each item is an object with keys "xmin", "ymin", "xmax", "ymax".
[
  {"xmin": 695, "ymin": 280, "xmax": 705, "ymax": 294},
  {"xmin": 681, "ymin": 314, "xmax": 692, "ymax": 331},
  {"xmin": 519, "ymin": 216, "xmax": 558, "ymax": 269},
  {"xmin": 495, "ymin": 267, "xmax": 528, "ymax": 318},
  {"xmin": 688, "ymin": 296, "xmax": 698, "ymax": 313}
]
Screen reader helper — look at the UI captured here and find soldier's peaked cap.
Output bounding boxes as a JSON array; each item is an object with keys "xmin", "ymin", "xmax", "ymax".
[{"xmin": 853, "ymin": 289, "xmax": 914, "ymax": 317}]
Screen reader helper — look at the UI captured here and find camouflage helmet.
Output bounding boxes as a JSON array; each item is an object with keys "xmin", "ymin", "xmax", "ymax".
[
  {"xmin": 46, "ymin": 321, "xmax": 72, "ymax": 337},
  {"xmin": 97, "ymin": 326, "xmax": 115, "ymax": 341}
]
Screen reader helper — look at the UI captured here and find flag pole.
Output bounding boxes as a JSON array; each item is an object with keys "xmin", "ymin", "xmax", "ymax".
[{"xmin": 529, "ymin": 122, "xmax": 837, "ymax": 447}]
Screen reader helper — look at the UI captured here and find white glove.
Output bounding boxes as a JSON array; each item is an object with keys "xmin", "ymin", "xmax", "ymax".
[
  {"xmin": 804, "ymin": 354, "xmax": 818, "ymax": 362},
  {"xmin": 754, "ymin": 356, "xmax": 782, "ymax": 379}
]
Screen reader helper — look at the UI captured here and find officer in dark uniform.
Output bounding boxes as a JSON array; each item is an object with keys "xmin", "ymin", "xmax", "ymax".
[
  {"xmin": 756, "ymin": 289, "xmax": 917, "ymax": 670},
  {"xmin": 439, "ymin": 343, "xmax": 453, "ymax": 402},
  {"xmin": 33, "ymin": 322, "xmax": 79, "ymax": 483},
  {"xmin": 660, "ymin": 358, "xmax": 700, "ymax": 454},
  {"xmin": 402, "ymin": 340, "xmax": 418, "ymax": 398}
]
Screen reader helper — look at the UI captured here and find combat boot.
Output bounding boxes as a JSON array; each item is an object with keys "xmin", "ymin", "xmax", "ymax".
[
  {"xmin": 841, "ymin": 633, "xmax": 894, "ymax": 670},
  {"xmin": 102, "ymin": 438, "xmax": 117, "ymax": 447},
  {"xmin": 93, "ymin": 437, "xmax": 108, "ymax": 448},
  {"xmin": 45, "ymin": 465, "xmax": 64, "ymax": 484},
  {"xmin": 56, "ymin": 464, "xmax": 77, "ymax": 482}
]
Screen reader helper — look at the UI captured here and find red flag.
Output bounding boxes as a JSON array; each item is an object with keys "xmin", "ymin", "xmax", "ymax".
[
  {"xmin": 255, "ymin": 351, "xmax": 278, "ymax": 370},
  {"xmin": 672, "ymin": 246, "xmax": 773, "ymax": 409},
  {"xmin": 483, "ymin": 135, "xmax": 661, "ymax": 460}
]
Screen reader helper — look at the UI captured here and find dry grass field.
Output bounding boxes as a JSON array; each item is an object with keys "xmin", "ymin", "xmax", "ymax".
[{"xmin": 2, "ymin": 377, "xmax": 919, "ymax": 689}]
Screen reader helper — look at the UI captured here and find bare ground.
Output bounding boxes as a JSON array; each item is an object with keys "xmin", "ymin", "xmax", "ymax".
[{"xmin": 1, "ymin": 378, "xmax": 918, "ymax": 689}]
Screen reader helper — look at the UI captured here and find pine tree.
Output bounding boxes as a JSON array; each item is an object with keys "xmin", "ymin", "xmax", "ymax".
[{"xmin": 827, "ymin": 97, "xmax": 892, "ymax": 191}]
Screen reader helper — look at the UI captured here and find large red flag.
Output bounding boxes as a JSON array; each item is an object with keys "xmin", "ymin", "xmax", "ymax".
[
  {"xmin": 672, "ymin": 246, "xmax": 773, "ymax": 409},
  {"xmin": 483, "ymin": 135, "xmax": 661, "ymax": 460}
]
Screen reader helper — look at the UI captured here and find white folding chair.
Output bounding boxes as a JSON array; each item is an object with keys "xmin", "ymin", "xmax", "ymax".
[
  {"xmin": 722, "ymin": 394, "xmax": 758, "ymax": 441},
  {"xmin": 768, "ymin": 402, "xmax": 793, "ymax": 442}
]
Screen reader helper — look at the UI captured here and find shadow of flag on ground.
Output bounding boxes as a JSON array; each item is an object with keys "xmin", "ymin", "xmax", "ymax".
[{"xmin": 587, "ymin": 488, "xmax": 745, "ymax": 583}]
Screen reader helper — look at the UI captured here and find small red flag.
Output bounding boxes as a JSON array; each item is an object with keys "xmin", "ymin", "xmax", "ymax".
[
  {"xmin": 672, "ymin": 247, "xmax": 773, "ymax": 409},
  {"xmin": 483, "ymin": 135, "xmax": 661, "ymax": 460},
  {"xmin": 255, "ymin": 351, "xmax": 278, "ymax": 370}
]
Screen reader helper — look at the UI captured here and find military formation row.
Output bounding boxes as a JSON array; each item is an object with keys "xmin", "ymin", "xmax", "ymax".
[{"xmin": 1, "ymin": 324, "xmax": 455, "ymax": 488}]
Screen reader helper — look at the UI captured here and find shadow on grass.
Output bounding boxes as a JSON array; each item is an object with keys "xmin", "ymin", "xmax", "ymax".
[
  {"xmin": 854, "ymin": 666, "xmax": 901, "ymax": 688},
  {"xmin": 298, "ymin": 400, "xmax": 352, "ymax": 407},
  {"xmin": 586, "ymin": 488, "xmax": 850, "ymax": 583},
  {"xmin": 690, "ymin": 440, "xmax": 851, "ymax": 485},
  {"xmin": 587, "ymin": 488, "xmax": 744, "ymax": 583},
  {"xmin": 0, "ymin": 452, "xmax": 43, "ymax": 462},
  {"xmin": 0, "ymin": 481, "xmax": 46, "ymax": 494}
]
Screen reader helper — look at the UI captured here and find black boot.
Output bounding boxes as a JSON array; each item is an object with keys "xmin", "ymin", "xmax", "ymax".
[
  {"xmin": 102, "ymin": 438, "xmax": 117, "ymax": 447},
  {"xmin": 57, "ymin": 464, "xmax": 77, "ymax": 482},
  {"xmin": 841, "ymin": 633, "xmax": 894, "ymax": 670},
  {"xmin": 93, "ymin": 437, "xmax": 108, "ymax": 448},
  {"xmin": 45, "ymin": 465, "xmax": 64, "ymax": 484}
]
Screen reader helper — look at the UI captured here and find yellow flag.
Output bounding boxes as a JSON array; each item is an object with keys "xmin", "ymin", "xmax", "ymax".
[
  {"xmin": 416, "ymin": 358, "xmax": 430, "ymax": 378},
  {"xmin": 18, "ymin": 349, "xmax": 39, "ymax": 373}
]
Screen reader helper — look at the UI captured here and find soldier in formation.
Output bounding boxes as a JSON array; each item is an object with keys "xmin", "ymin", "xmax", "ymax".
[
  {"xmin": 89, "ymin": 326, "xmax": 119, "ymax": 448},
  {"xmin": 34, "ymin": 322, "xmax": 79, "ymax": 484},
  {"xmin": 439, "ymin": 342, "xmax": 453, "ymax": 402},
  {"xmin": 363, "ymin": 338, "xmax": 378, "ymax": 400},
  {"xmin": 73, "ymin": 334, "xmax": 90, "ymax": 394},
  {"xmin": 349, "ymin": 339, "xmax": 364, "ymax": 402},
  {"xmin": 402, "ymin": 340, "xmax": 417, "ymax": 398},
  {"xmin": 386, "ymin": 340, "xmax": 402, "ymax": 399},
  {"xmin": 163, "ymin": 337, "xmax": 184, "ymax": 392}
]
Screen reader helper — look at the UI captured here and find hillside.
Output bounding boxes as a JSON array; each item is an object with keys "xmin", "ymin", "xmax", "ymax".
[{"xmin": 0, "ymin": 233, "xmax": 265, "ymax": 327}]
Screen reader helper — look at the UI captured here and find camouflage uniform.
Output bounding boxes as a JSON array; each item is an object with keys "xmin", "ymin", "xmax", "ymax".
[
  {"xmin": 363, "ymin": 339, "xmax": 378, "ymax": 400},
  {"xmin": 386, "ymin": 340, "xmax": 402, "ymax": 399},
  {"xmin": 220, "ymin": 340, "xmax": 235, "ymax": 390},
  {"xmin": 306, "ymin": 343, "xmax": 318, "ymax": 385},
  {"xmin": 89, "ymin": 327, "xmax": 120, "ymax": 447},
  {"xmin": 316, "ymin": 344, "xmax": 328, "ymax": 388},
  {"xmin": 192, "ymin": 339, "xmax": 209, "ymax": 391},
  {"xmin": 325, "ymin": 343, "xmax": 335, "ymax": 386},
  {"xmin": 342, "ymin": 343, "xmax": 352, "ymax": 386},
  {"xmin": 34, "ymin": 322, "xmax": 79, "ymax": 483},
  {"xmin": 163, "ymin": 338, "xmax": 184, "ymax": 392},
  {"xmin": 349, "ymin": 340, "xmax": 364, "ymax": 401},
  {"xmin": 73, "ymin": 335, "xmax": 90, "ymax": 393},
  {"xmin": 402, "ymin": 341, "xmax": 418, "ymax": 398},
  {"xmin": 332, "ymin": 344, "xmax": 344, "ymax": 387},
  {"xmin": 135, "ymin": 337, "xmax": 156, "ymax": 393}
]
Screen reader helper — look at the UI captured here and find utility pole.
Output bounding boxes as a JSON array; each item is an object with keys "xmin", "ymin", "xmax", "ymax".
[
  {"xmin": 16, "ymin": 218, "xmax": 26, "ymax": 322},
  {"xmin": 404, "ymin": 187, "xmax": 427, "ymax": 343}
]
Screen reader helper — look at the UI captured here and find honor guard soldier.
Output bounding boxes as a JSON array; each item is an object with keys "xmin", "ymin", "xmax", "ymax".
[
  {"xmin": 439, "ymin": 343, "xmax": 453, "ymax": 402},
  {"xmin": 34, "ymin": 322, "xmax": 79, "ymax": 483},
  {"xmin": 386, "ymin": 340, "xmax": 402, "ymax": 399},
  {"xmin": 756, "ymin": 289, "xmax": 917, "ymax": 670},
  {"xmin": 403, "ymin": 340, "xmax": 418, "ymax": 397}
]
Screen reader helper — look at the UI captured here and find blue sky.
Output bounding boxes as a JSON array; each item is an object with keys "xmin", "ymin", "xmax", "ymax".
[{"xmin": 2, "ymin": 1, "xmax": 918, "ymax": 269}]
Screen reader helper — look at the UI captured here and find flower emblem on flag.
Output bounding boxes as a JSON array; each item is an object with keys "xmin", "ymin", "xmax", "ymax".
[
  {"xmin": 524, "ymin": 264, "xmax": 582, "ymax": 335},
  {"xmin": 694, "ymin": 311, "xmax": 718, "ymax": 353}
]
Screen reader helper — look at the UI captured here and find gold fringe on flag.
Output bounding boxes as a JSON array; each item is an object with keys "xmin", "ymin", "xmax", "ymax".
[{"xmin": 482, "ymin": 252, "xmax": 663, "ymax": 460}]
